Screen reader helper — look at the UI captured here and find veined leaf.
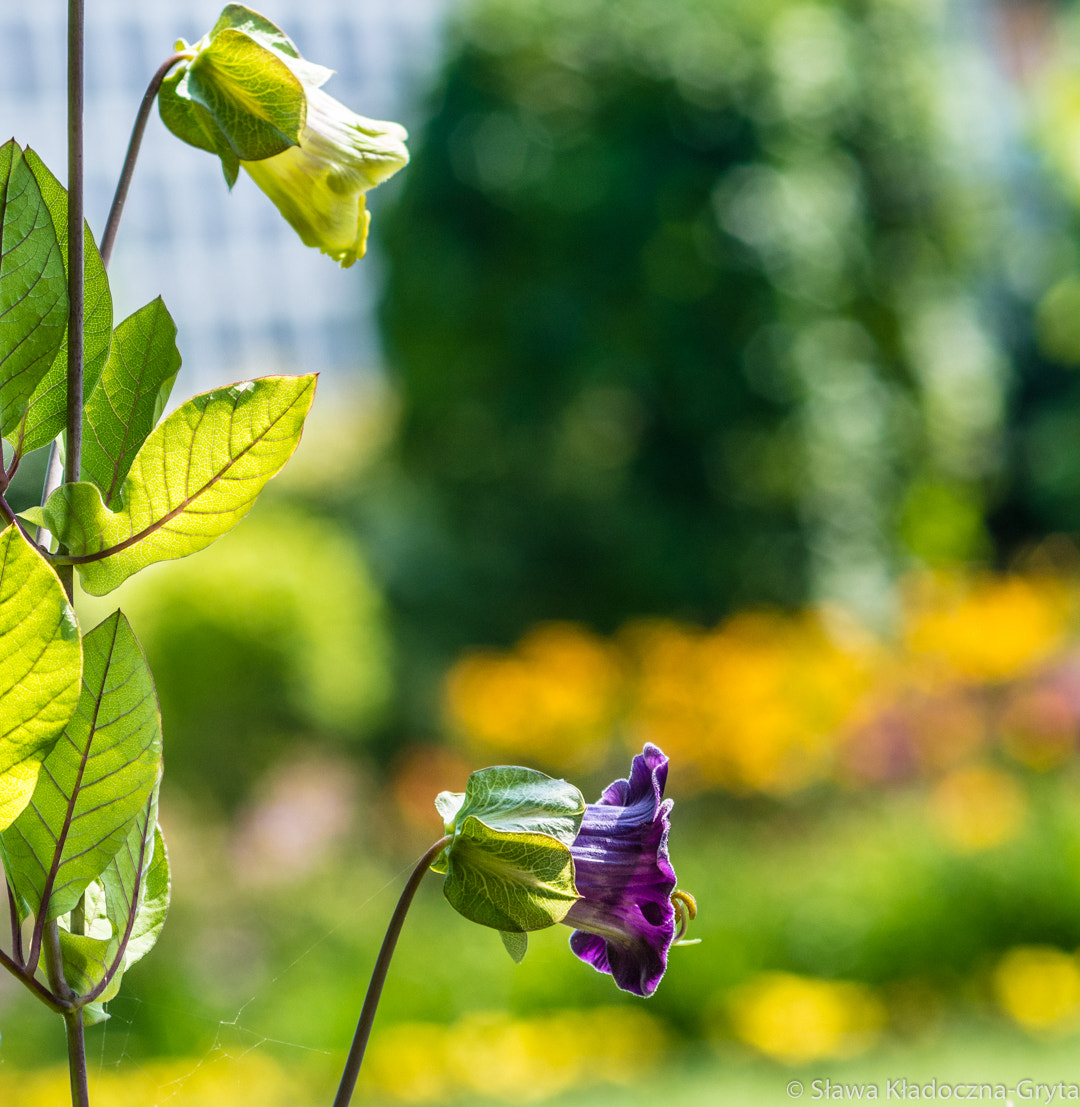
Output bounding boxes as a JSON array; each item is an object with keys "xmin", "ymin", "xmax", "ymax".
[
  {"xmin": 1, "ymin": 611, "xmax": 162, "ymax": 923},
  {"xmin": 82, "ymin": 298, "xmax": 182, "ymax": 507},
  {"xmin": 58, "ymin": 789, "xmax": 168, "ymax": 1001},
  {"xmin": 432, "ymin": 766, "xmax": 585, "ymax": 933},
  {"xmin": 184, "ymin": 29, "xmax": 305, "ymax": 161},
  {"xmin": 158, "ymin": 72, "xmax": 241, "ymax": 188},
  {"xmin": 56, "ymin": 930, "xmax": 122, "ymax": 1004},
  {"xmin": 43, "ymin": 374, "xmax": 317, "ymax": 596},
  {"xmin": 212, "ymin": 4, "xmax": 303, "ymax": 60},
  {"xmin": 500, "ymin": 930, "xmax": 528, "ymax": 963},
  {"xmin": 112, "ymin": 822, "xmax": 170, "ymax": 970},
  {"xmin": 0, "ymin": 525, "xmax": 81, "ymax": 830},
  {"xmin": 13, "ymin": 149, "xmax": 112, "ymax": 455},
  {"xmin": 0, "ymin": 141, "xmax": 67, "ymax": 437},
  {"xmin": 441, "ymin": 817, "xmax": 579, "ymax": 933},
  {"xmin": 209, "ymin": 5, "xmax": 333, "ymax": 86}
]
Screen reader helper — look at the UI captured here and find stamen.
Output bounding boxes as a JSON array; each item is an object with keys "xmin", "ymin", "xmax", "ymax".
[{"xmin": 671, "ymin": 889, "xmax": 698, "ymax": 944}]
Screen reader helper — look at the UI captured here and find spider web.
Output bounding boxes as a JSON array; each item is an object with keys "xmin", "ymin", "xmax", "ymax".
[{"xmin": 1, "ymin": 862, "xmax": 415, "ymax": 1105}]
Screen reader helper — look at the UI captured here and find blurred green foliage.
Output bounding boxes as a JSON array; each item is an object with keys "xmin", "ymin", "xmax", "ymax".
[
  {"xmin": 78, "ymin": 500, "xmax": 392, "ymax": 808},
  {"xmin": 374, "ymin": 0, "xmax": 1023, "ymax": 697},
  {"xmin": 16, "ymin": 0, "xmax": 1080, "ymax": 1099},
  {"xmin": 11, "ymin": 779, "xmax": 1080, "ymax": 1093}
]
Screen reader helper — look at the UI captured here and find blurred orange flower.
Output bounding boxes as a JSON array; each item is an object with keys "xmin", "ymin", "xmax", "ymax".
[
  {"xmin": 443, "ymin": 622, "xmax": 624, "ymax": 772},
  {"xmin": 901, "ymin": 574, "xmax": 1074, "ymax": 685}
]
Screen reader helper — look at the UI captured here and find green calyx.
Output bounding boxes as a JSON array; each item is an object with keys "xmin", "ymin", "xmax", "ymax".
[
  {"xmin": 159, "ymin": 6, "xmax": 308, "ymax": 181},
  {"xmin": 432, "ymin": 766, "xmax": 585, "ymax": 939}
]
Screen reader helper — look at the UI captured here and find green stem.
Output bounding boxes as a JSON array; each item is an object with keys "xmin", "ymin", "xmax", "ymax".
[
  {"xmin": 66, "ymin": 0, "xmax": 85, "ymax": 497},
  {"xmin": 99, "ymin": 52, "xmax": 187, "ymax": 269},
  {"xmin": 43, "ymin": 919, "xmax": 73, "ymax": 1001},
  {"xmin": 331, "ymin": 836, "xmax": 451, "ymax": 1107},
  {"xmin": 64, "ymin": 1009, "xmax": 90, "ymax": 1107},
  {"xmin": 6, "ymin": 882, "xmax": 22, "ymax": 967},
  {"xmin": 61, "ymin": 8, "xmax": 88, "ymax": 1107}
]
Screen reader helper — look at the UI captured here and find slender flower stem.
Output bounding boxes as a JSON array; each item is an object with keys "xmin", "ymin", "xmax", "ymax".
[
  {"xmin": 332, "ymin": 836, "xmax": 451, "ymax": 1107},
  {"xmin": 60, "ymin": 10, "xmax": 87, "ymax": 1107},
  {"xmin": 100, "ymin": 52, "xmax": 187, "ymax": 269},
  {"xmin": 66, "ymin": 0, "xmax": 85, "ymax": 498}
]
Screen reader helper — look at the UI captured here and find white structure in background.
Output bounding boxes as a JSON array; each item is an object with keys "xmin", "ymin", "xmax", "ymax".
[{"xmin": 1, "ymin": 0, "xmax": 450, "ymax": 393}]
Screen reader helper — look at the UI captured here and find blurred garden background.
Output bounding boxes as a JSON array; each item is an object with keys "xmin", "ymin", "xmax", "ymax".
[{"xmin": 16, "ymin": 0, "xmax": 1080, "ymax": 1102}]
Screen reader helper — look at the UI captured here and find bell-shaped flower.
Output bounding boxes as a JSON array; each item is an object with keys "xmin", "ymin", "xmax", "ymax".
[
  {"xmin": 563, "ymin": 744, "xmax": 680, "ymax": 997},
  {"xmin": 158, "ymin": 4, "xmax": 408, "ymax": 266},
  {"xmin": 242, "ymin": 87, "xmax": 408, "ymax": 267},
  {"xmin": 429, "ymin": 744, "xmax": 692, "ymax": 995}
]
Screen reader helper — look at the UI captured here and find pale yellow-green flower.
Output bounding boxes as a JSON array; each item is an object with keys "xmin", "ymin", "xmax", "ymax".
[
  {"xmin": 242, "ymin": 86, "xmax": 408, "ymax": 267},
  {"xmin": 158, "ymin": 4, "xmax": 408, "ymax": 266}
]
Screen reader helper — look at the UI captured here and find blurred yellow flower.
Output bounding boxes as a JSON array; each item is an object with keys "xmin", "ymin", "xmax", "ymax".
[
  {"xmin": 729, "ymin": 972, "xmax": 885, "ymax": 1064},
  {"xmin": 440, "ymin": 569, "xmax": 1080, "ymax": 798},
  {"xmin": 902, "ymin": 574, "xmax": 1072, "ymax": 684},
  {"xmin": 1035, "ymin": 68, "xmax": 1080, "ymax": 207},
  {"xmin": 994, "ymin": 946, "xmax": 1080, "ymax": 1033},
  {"xmin": 358, "ymin": 1007, "xmax": 665, "ymax": 1103},
  {"xmin": 928, "ymin": 765, "xmax": 1027, "ymax": 853},
  {"xmin": 0, "ymin": 1054, "xmax": 307, "ymax": 1107},
  {"xmin": 443, "ymin": 622, "xmax": 624, "ymax": 771},
  {"xmin": 623, "ymin": 611, "xmax": 872, "ymax": 794}
]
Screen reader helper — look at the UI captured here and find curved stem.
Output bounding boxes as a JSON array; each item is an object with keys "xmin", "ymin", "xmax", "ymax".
[
  {"xmin": 42, "ymin": 919, "xmax": 73, "ymax": 1001},
  {"xmin": 99, "ymin": 53, "xmax": 187, "ymax": 270},
  {"xmin": 332, "ymin": 836, "xmax": 451, "ymax": 1107},
  {"xmin": 0, "ymin": 496, "xmax": 46, "ymax": 554},
  {"xmin": 0, "ymin": 945, "xmax": 66, "ymax": 1013}
]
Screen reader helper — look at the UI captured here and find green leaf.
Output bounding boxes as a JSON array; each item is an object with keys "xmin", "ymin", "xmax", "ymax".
[
  {"xmin": 82, "ymin": 297, "xmax": 182, "ymax": 507},
  {"xmin": 13, "ymin": 149, "xmax": 113, "ymax": 454},
  {"xmin": 100, "ymin": 813, "xmax": 169, "ymax": 975},
  {"xmin": 212, "ymin": 4, "xmax": 302, "ymax": 59},
  {"xmin": 1, "ymin": 610, "xmax": 162, "ymax": 922},
  {"xmin": 432, "ymin": 766, "xmax": 585, "ymax": 933},
  {"xmin": 209, "ymin": 5, "xmax": 333, "ymax": 87},
  {"xmin": 0, "ymin": 141, "xmax": 68, "ymax": 437},
  {"xmin": 82, "ymin": 1002, "xmax": 110, "ymax": 1026},
  {"xmin": 184, "ymin": 29, "xmax": 306, "ymax": 161},
  {"xmin": 43, "ymin": 374, "xmax": 317, "ymax": 595},
  {"xmin": 434, "ymin": 766, "xmax": 586, "ymax": 856},
  {"xmin": 0, "ymin": 525, "xmax": 81, "ymax": 830},
  {"xmin": 58, "ymin": 789, "xmax": 168, "ymax": 1002},
  {"xmin": 57, "ymin": 932, "xmax": 122, "ymax": 1004},
  {"xmin": 441, "ymin": 816, "xmax": 579, "ymax": 932},
  {"xmin": 158, "ymin": 71, "xmax": 241, "ymax": 188},
  {"xmin": 500, "ymin": 930, "xmax": 528, "ymax": 963}
]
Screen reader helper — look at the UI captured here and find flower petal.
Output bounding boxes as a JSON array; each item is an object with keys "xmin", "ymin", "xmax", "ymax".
[{"xmin": 564, "ymin": 744, "xmax": 678, "ymax": 997}]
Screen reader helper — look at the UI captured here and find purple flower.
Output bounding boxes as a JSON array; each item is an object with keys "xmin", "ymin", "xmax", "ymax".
[{"xmin": 563, "ymin": 744, "xmax": 680, "ymax": 997}]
